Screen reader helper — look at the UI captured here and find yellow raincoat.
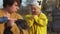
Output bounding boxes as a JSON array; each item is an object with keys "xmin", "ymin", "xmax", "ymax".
[
  {"xmin": 0, "ymin": 9, "xmax": 28, "ymax": 34},
  {"xmin": 25, "ymin": 13, "xmax": 48, "ymax": 34}
]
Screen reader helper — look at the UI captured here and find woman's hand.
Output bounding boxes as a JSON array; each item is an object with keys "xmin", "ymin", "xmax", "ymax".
[
  {"xmin": 7, "ymin": 18, "xmax": 17, "ymax": 27},
  {"xmin": 4, "ymin": 13, "xmax": 17, "ymax": 27}
]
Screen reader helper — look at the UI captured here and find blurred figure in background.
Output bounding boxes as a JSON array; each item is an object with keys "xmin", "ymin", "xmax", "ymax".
[{"xmin": 25, "ymin": 0, "xmax": 48, "ymax": 34}]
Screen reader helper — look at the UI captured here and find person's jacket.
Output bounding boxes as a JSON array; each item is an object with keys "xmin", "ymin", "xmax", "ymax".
[
  {"xmin": 25, "ymin": 13, "xmax": 48, "ymax": 34},
  {"xmin": 0, "ymin": 9, "xmax": 28, "ymax": 34}
]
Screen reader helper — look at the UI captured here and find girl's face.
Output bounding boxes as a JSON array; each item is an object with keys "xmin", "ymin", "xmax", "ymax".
[{"xmin": 30, "ymin": 5, "xmax": 41, "ymax": 15}]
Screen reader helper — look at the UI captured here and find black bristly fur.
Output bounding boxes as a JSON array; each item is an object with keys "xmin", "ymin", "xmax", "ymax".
[{"xmin": 15, "ymin": 19, "xmax": 29, "ymax": 34}]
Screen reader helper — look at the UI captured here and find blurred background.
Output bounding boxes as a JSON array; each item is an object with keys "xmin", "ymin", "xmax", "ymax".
[{"xmin": 0, "ymin": 0, "xmax": 60, "ymax": 34}]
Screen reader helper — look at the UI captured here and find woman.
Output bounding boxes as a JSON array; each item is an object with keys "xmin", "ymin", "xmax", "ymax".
[{"xmin": 0, "ymin": 0, "xmax": 28, "ymax": 34}]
